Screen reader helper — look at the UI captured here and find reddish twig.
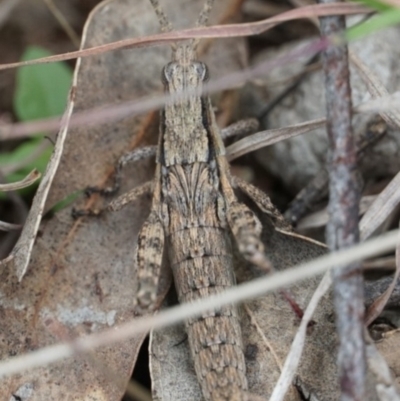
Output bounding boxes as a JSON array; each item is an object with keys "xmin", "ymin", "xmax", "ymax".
[
  {"xmin": 0, "ymin": 3, "xmax": 369, "ymax": 72},
  {"xmin": 318, "ymin": 1, "xmax": 366, "ymax": 401}
]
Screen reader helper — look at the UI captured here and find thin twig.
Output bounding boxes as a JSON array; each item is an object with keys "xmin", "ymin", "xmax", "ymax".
[
  {"xmin": 0, "ymin": 169, "xmax": 41, "ymax": 191},
  {"xmin": 0, "ymin": 3, "xmax": 370, "ymax": 72},
  {"xmin": 0, "ymin": 221, "xmax": 21, "ymax": 231},
  {"xmin": 0, "ymin": 0, "xmax": 20, "ymax": 28},
  {"xmin": 318, "ymin": 2, "xmax": 366, "ymax": 401},
  {"xmin": 43, "ymin": 0, "xmax": 80, "ymax": 48}
]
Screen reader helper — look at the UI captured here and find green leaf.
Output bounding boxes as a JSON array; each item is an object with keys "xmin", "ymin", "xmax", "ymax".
[
  {"xmin": 346, "ymin": 9, "xmax": 400, "ymax": 41},
  {"xmin": 0, "ymin": 137, "xmax": 52, "ymax": 198},
  {"xmin": 351, "ymin": 0, "xmax": 395, "ymax": 12},
  {"xmin": 47, "ymin": 190, "xmax": 84, "ymax": 215},
  {"xmin": 1, "ymin": 46, "xmax": 73, "ymax": 198},
  {"xmin": 0, "ymin": 138, "xmax": 52, "ymax": 179},
  {"xmin": 13, "ymin": 46, "xmax": 72, "ymax": 122}
]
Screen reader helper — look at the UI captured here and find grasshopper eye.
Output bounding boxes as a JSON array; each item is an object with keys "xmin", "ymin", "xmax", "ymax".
[
  {"xmin": 161, "ymin": 62, "xmax": 175, "ymax": 85},
  {"xmin": 193, "ymin": 61, "xmax": 209, "ymax": 82},
  {"xmin": 202, "ymin": 64, "xmax": 209, "ymax": 82}
]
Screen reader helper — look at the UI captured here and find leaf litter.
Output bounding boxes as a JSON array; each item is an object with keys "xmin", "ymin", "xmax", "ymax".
[
  {"xmin": 1, "ymin": 0, "xmax": 400, "ymax": 400},
  {"xmin": 1, "ymin": 228, "xmax": 399, "ymax": 396}
]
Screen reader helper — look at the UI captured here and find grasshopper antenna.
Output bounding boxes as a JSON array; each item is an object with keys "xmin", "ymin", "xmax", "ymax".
[
  {"xmin": 149, "ymin": 0, "xmax": 215, "ymax": 55},
  {"xmin": 195, "ymin": 0, "xmax": 215, "ymax": 27},
  {"xmin": 192, "ymin": 0, "xmax": 215, "ymax": 51},
  {"xmin": 148, "ymin": 0, "xmax": 177, "ymax": 50}
]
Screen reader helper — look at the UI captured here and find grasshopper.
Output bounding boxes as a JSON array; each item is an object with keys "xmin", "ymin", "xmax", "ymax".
[{"xmin": 78, "ymin": 0, "xmax": 291, "ymax": 399}]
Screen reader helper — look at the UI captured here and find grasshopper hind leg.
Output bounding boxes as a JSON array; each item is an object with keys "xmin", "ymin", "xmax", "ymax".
[
  {"xmin": 134, "ymin": 211, "xmax": 165, "ymax": 313},
  {"xmin": 226, "ymin": 201, "xmax": 273, "ymax": 273},
  {"xmin": 232, "ymin": 176, "xmax": 292, "ymax": 233}
]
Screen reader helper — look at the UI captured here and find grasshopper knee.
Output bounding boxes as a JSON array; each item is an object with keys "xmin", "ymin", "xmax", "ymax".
[{"xmin": 227, "ymin": 202, "xmax": 273, "ymax": 272}]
